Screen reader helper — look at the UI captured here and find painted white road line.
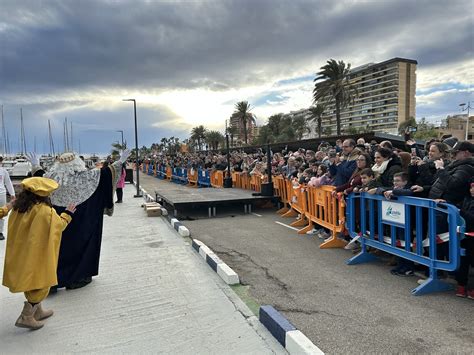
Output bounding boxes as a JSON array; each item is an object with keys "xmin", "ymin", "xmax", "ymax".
[
  {"xmin": 275, "ymin": 221, "xmax": 300, "ymax": 231},
  {"xmin": 252, "ymin": 212, "xmax": 263, "ymax": 217}
]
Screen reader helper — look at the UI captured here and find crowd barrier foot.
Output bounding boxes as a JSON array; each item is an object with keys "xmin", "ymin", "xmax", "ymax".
[
  {"xmin": 281, "ymin": 209, "xmax": 298, "ymax": 218},
  {"xmin": 346, "ymin": 249, "xmax": 377, "ymax": 264},
  {"xmin": 297, "ymin": 223, "xmax": 314, "ymax": 235},
  {"xmin": 320, "ymin": 235, "xmax": 348, "ymax": 249},
  {"xmin": 277, "ymin": 206, "xmax": 290, "ymax": 214},
  {"xmin": 290, "ymin": 217, "xmax": 308, "ymax": 227},
  {"xmin": 411, "ymin": 277, "xmax": 454, "ymax": 296}
]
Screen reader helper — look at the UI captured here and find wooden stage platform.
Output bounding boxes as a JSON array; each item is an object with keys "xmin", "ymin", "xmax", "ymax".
[{"xmin": 138, "ymin": 174, "xmax": 274, "ymax": 217}]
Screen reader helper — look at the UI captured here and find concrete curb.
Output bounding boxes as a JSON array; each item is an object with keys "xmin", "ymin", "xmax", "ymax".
[
  {"xmin": 259, "ymin": 305, "xmax": 324, "ymax": 354},
  {"xmin": 191, "ymin": 239, "xmax": 240, "ymax": 285}
]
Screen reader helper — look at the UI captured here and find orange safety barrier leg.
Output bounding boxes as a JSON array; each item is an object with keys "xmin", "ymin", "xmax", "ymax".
[
  {"xmin": 281, "ymin": 208, "xmax": 298, "ymax": 218},
  {"xmin": 320, "ymin": 232, "xmax": 347, "ymax": 249},
  {"xmin": 290, "ymin": 217, "xmax": 308, "ymax": 227},
  {"xmin": 298, "ymin": 222, "xmax": 314, "ymax": 235},
  {"xmin": 277, "ymin": 204, "xmax": 290, "ymax": 214}
]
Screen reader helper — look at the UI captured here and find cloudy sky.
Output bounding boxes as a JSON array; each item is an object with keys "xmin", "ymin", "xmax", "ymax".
[{"xmin": 0, "ymin": 0, "xmax": 472, "ymax": 155}]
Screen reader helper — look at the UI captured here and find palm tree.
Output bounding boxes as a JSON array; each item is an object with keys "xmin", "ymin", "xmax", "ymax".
[
  {"xmin": 110, "ymin": 141, "xmax": 126, "ymax": 158},
  {"xmin": 313, "ymin": 59, "xmax": 357, "ymax": 136},
  {"xmin": 309, "ymin": 104, "xmax": 325, "ymax": 138},
  {"xmin": 205, "ymin": 130, "xmax": 224, "ymax": 151},
  {"xmin": 190, "ymin": 125, "xmax": 207, "ymax": 151},
  {"xmin": 233, "ymin": 101, "xmax": 256, "ymax": 145}
]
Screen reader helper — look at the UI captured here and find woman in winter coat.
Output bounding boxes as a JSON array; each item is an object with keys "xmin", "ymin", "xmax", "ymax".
[
  {"xmin": 335, "ymin": 153, "xmax": 372, "ymax": 195},
  {"xmin": 372, "ymin": 147, "xmax": 402, "ymax": 189},
  {"xmin": 408, "ymin": 142, "xmax": 450, "ymax": 197},
  {"xmin": 2, "ymin": 177, "xmax": 76, "ymax": 330}
]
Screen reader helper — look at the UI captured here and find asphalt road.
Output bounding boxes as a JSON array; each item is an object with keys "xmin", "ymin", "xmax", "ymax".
[{"xmin": 140, "ymin": 174, "xmax": 474, "ymax": 354}]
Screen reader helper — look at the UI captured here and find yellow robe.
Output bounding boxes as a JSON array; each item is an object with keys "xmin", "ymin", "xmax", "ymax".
[
  {"xmin": 2, "ymin": 204, "xmax": 72, "ymax": 293},
  {"xmin": 0, "ymin": 206, "xmax": 8, "ymax": 218}
]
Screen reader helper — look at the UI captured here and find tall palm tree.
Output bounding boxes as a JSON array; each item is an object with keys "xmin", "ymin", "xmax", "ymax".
[
  {"xmin": 309, "ymin": 104, "xmax": 325, "ymax": 138},
  {"xmin": 233, "ymin": 101, "xmax": 256, "ymax": 145},
  {"xmin": 313, "ymin": 59, "xmax": 357, "ymax": 136},
  {"xmin": 190, "ymin": 125, "xmax": 207, "ymax": 151}
]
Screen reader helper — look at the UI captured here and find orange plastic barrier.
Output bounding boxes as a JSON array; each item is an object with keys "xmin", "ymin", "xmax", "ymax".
[
  {"xmin": 211, "ymin": 170, "xmax": 224, "ymax": 188},
  {"xmin": 300, "ymin": 186, "xmax": 347, "ymax": 248},
  {"xmin": 240, "ymin": 173, "xmax": 251, "ymax": 190},
  {"xmin": 187, "ymin": 168, "xmax": 198, "ymax": 187},
  {"xmin": 277, "ymin": 181, "xmax": 347, "ymax": 249},
  {"xmin": 232, "ymin": 172, "xmax": 240, "ymax": 188},
  {"xmin": 281, "ymin": 182, "xmax": 308, "ymax": 228},
  {"xmin": 273, "ymin": 176, "xmax": 289, "ymax": 214},
  {"xmin": 250, "ymin": 174, "xmax": 263, "ymax": 192}
]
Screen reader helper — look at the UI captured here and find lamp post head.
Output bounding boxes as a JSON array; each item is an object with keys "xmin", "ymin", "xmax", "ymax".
[
  {"xmin": 460, "ymin": 103, "xmax": 466, "ymax": 107},
  {"xmin": 122, "ymin": 99, "xmax": 135, "ymax": 102}
]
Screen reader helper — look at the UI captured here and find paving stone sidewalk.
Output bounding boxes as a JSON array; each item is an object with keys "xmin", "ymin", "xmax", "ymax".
[{"xmin": 0, "ymin": 186, "xmax": 285, "ymax": 354}]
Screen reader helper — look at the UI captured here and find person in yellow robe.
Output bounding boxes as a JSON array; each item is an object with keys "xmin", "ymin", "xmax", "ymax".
[{"xmin": 2, "ymin": 177, "xmax": 76, "ymax": 330}]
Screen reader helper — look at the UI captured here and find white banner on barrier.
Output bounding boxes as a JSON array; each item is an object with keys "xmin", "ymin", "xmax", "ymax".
[{"xmin": 381, "ymin": 201, "xmax": 405, "ymax": 224}]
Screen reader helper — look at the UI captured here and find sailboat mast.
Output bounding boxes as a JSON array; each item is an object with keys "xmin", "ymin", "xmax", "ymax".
[
  {"xmin": 0, "ymin": 105, "xmax": 5, "ymax": 155},
  {"xmin": 20, "ymin": 108, "xmax": 27, "ymax": 155},
  {"xmin": 70, "ymin": 121, "xmax": 73, "ymax": 152},
  {"xmin": 48, "ymin": 120, "xmax": 55, "ymax": 156}
]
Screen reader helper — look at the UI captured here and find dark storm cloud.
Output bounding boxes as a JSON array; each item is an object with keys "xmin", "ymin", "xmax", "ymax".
[
  {"xmin": 0, "ymin": 0, "xmax": 472, "ymax": 153},
  {"xmin": 0, "ymin": 0, "xmax": 471, "ymax": 96}
]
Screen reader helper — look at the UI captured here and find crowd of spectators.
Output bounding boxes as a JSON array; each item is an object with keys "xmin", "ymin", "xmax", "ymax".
[{"xmin": 144, "ymin": 134, "xmax": 474, "ymax": 298}]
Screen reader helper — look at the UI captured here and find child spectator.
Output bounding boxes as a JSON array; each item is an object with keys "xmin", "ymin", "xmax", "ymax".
[
  {"xmin": 307, "ymin": 165, "xmax": 333, "ymax": 187},
  {"xmin": 2, "ymin": 177, "xmax": 76, "ymax": 330},
  {"xmin": 355, "ymin": 168, "xmax": 379, "ymax": 193},
  {"xmin": 381, "ymin": 172, "xmax": 415, "ymax": 276}
]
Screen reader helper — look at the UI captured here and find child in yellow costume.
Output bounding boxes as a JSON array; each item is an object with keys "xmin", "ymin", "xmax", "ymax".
[{"xmin": 2, "ymin": 177, "xmax": 76, "ymax": 330}]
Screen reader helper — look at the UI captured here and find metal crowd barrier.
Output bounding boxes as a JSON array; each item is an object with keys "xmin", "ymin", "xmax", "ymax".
[
  {"xmin": 198, "ymin": 169, "xmax": 211, "ymax": 187},
  {"xmin": 346, "ymin": 193, "xmax": 466, "ymax": 295}
]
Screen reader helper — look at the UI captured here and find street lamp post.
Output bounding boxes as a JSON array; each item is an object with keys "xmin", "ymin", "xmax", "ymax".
[
  {"xmin": 116, "ymin": 130, "xmax": 124, "ymax": 147},
  {"xmin": 123, "ymin": 99, "xmax": 142, "ymax": 197},
  {"xmin": 459, "ymin": 101, "xmax": 472, "ymax": 141}
]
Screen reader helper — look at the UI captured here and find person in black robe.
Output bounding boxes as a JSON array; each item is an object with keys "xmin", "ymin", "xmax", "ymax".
[{"xmin": 28, "ymin": 150, "xmax": 129, "ymax": 290}]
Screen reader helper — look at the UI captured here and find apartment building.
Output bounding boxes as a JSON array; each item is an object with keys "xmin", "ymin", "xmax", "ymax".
[
  {"xmin": 229, "ymin": 112, "xmax": 257, "ymax": 143},
  {"xmin": 439, "ymin": 114, "xmax": 474, "ymax": 141},
  {"xmin": 313, "ymin": 57, "xmax": 417, "ymax": 135}
]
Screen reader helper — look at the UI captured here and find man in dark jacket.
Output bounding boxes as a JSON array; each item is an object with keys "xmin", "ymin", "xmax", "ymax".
[
  {"xmin": 329, "ymin": 139, "xmax": 361, "ymax": 187},
  {"xmin": 412, "ymin": 141, "xmax": 474, "ymax": 206}
]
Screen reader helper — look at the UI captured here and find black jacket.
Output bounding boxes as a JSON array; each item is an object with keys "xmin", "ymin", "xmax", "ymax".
[
  {"xmin": 428, "ymin": 158, "xmax": 474, "ymax": 206},
  {"xmin": 408, "ymin": 159, "xmax": 451, "ymax": 197},
  {"xmin": 461, "ymin": 196, "xmax": 474, "ymax": 232}
]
